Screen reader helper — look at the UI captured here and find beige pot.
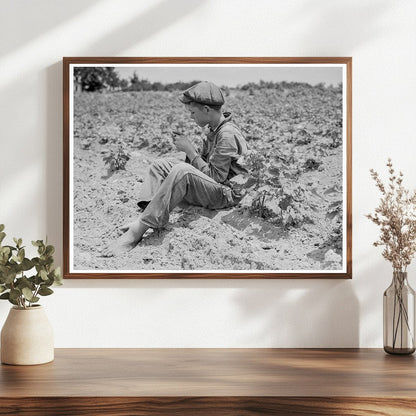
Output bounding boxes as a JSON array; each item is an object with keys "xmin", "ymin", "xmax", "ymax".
[{"xmin": 1, "ymin": 305, "xmax": 54, "ymax": 365}]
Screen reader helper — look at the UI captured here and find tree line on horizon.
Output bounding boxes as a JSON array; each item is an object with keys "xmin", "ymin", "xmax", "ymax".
[
  {"xmin": 74, "ymin": 67, "xmax": 340, "ymax": 93},
  {"xmin": 73, "ymin": 67, "xmax": 202, "ymax": 93}
]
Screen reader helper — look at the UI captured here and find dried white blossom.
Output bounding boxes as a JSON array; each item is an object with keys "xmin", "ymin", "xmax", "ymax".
[{"xmin": 367, "ymin": 159, "xmax": 416, "ymax": 272}]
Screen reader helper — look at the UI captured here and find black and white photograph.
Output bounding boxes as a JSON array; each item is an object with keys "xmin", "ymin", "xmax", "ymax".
[{"xmin": 63, "ymin": 58, "xmax": 352, "ymax": 278}]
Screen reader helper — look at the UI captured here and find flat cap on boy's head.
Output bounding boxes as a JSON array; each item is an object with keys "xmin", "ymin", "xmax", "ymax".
[{"xmin": 179, "ymin": 81, "xmax": 225, "ymax": 107}]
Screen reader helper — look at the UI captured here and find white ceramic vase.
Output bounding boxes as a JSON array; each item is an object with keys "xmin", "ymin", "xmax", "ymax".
[{"xmin": 1, "ymin": 305, "xmax": 54, "ymax": 365}]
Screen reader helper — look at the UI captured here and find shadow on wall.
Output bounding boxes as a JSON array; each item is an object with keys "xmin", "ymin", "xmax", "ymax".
[
  {"xmin": 233, "ymin": 279, "xmax": 359, "ymax": 348},
  {"xmin": 0, "ymin": 0, "xmax": 102, "ymax": 57},
  {"xmin": 292, "ymin": 0, "xmax": 394, "ymax": 52},
  {"xmin": 46, "ymin": 62, "xmax": 64, "ymax": 262},
  {"xmin": 82, "ymin": 0, "xmax": 205, "ymax": 55},
  {"xmin": 56, "ymin": 276, "xmax": 359, "ymax": 348}
]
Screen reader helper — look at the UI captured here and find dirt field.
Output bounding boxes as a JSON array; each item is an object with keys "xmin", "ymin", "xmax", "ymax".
[{"xmin": 72, "ymin": 86, "xmax": 344, "ymax": 272}]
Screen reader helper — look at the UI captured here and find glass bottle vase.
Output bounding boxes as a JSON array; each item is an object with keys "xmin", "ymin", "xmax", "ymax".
[{"xmin": 383, "ymin": 271, "xmax": 416, "ymax": 355}]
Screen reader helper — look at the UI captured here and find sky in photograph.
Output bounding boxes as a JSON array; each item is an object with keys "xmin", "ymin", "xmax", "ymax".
[{"xmin": 110, "ymin": 64, "xmax": 343, "ymax": 87}]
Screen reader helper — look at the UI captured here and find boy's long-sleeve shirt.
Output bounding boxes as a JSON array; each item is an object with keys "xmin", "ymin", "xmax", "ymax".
[
  {"xmin": 139, "ymin": 113, "xmax": 249, "ymax": 229},
  {"xmin": 189, "ymin": 113, "xmax": 248, "ymax": 184}
]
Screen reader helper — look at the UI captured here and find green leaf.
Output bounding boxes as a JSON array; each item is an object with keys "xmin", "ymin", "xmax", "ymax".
[
  {"xmin": 43, "ymin": 256, "xmax": 54, "ymax": 266},
  {"xmin": 0, "ymin": 253, "xmax": 8, "ymax": 266},
  {"xmin": 0, "ymin": 247, "xmax": 15, "ymax": 265},
  {"xmin": 8, "ymin": 297, "xmax": 18, "ymax": 306},
  {"xmin": 8, "ymin": 263, "xmax": 20, "ymax": 276},
  {"xmin": 34, "ymin": 274, "xmax": 43, "ymax": 285},
  {"xmin": 0, "ymin": 265, "xmax": 9, "ymax": 282},
  {"xmin": 45, "ymin": 245, "xmax": 55, "ymax": 256},
  {"xmin": 20, "ymin": 258, "xmax": 34, "ymax": 271},
  {"xmin": 3, "ymin": 245, "xmax": 16, "ymax": 251},
  {"xmin": 9, "ymin": 288, "xmax": 21, "ymax": 301},
  {"xmin": 17, "ymin": 248, "xmax": 25, "ymax": 263},
  {"xmin": 32, "ymin": 240, "xmax": 43, "ymax": 247},
  {"xmin": 0, "ymin": 224, "xmax": 5, "ymax": 232},
  {"xmin": 0, "ymin": 285, "xmax": 6, "ymax": 294},
  {"xmin": 12, "ymin": 237, "xmax": 23, "ymax": 249},
  {"xmin": 38, "ymin": 287, "xmax": 54, "ymax": 296},
  {"xmin": 17, "ymin": 276, "xmax": 35, "ymax": 290},
  {"xmin": 0, "ymin": 232, "xmax": 5, "ymax": 244},
  {"xmin": 2, "ymin": 271, "xmax": 16, "ymax": 285},
  {"xmin": 40, "ymin": 269, "xmax": 48, "ymax": 281},
  {"xmin": 22, "ymin": 288, "xmax": 39, "ymax": 304},
  {"xmin": 0, "ymin": 246, "xmax": 10, "ymax": 255},
  {"xmin": 22, "ymin": 287, "xmax": 34, "ymax": 301},
  {"xmin": 41, "ymin": 276, "xmax": 54, "ymax": 287}
]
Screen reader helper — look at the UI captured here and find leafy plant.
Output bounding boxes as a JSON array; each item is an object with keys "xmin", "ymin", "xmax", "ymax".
[
  {"xmin": 240, "ymin": 149, "xmax": 314, "ymax": 228},
  {"xmin": 303, "ymin": 158, "xmax": 322, "ymax": 171},
  {"xmin": 103, "ymin": 144, "xmax": 131, "ymax": 171},
  {"xmin": 0, "ymin": 224, "xmax": 62, "ymax": 309},
  {"xmin": 330, "ymin": 130, "xmax": 342, "ymax": 148},
  {"xmin": 251, "ymin": 186, "xmax": 275, "ymax": 219},
  {"xmin": 243, "ymin": 149, "xmax": 268, "ymax": 187}
]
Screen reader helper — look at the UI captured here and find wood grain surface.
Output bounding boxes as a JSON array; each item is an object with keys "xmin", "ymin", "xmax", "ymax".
[{"xmin": 1, "ymin": 348, "xmax": 415, "ymax": 415}]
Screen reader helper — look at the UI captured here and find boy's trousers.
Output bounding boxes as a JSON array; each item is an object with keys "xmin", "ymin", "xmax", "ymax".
[{"xmin": 139, "ymin": 158, "xmax": 236, "ymax": 229}]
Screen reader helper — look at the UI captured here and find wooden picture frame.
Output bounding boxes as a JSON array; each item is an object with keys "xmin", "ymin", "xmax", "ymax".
[{"xmin": 63, "ymin": 57, "xmax": 352, "ymax": 279}]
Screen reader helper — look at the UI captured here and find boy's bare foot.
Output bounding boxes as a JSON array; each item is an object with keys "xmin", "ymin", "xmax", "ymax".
[{"xmin": 101, "ymin": 220, "xmax": 150, "ymax": 257}]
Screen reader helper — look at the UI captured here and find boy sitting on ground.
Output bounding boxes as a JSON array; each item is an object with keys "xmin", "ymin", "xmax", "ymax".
[{"xmin": 103, "ymin": 81, "xmax": 248, "ymax": 256}]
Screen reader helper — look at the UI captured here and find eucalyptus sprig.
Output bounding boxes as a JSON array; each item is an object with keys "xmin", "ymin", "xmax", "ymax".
[
  {"xmin": 0, "ymin": 224, "xmax": 62, "ymax": 309},
  {"xmin": 366, "ymin": 159, "xmax": 416, "ymax": 272}
]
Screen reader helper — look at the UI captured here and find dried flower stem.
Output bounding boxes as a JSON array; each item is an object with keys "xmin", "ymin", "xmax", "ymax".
[{"xmin": 366, "ymin": 159, "xmax": 416, "ymax": 271}]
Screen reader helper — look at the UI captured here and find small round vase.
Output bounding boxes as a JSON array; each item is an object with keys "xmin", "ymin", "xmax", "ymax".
[
  {"xmin": 1, "ymin": 305, "xmax": 54, "ymax": 365},
  {"xmin": 383, "ymin": 271, "xmax": 416, "ymax": 355}
]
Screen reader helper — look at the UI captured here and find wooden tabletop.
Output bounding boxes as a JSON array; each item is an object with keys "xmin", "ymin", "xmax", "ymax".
[{"xmin": 1, "ymin": 348, "xmax": 416, "ymax": 415}]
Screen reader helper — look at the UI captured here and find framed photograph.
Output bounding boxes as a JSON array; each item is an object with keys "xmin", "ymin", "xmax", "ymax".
[{"xmin": 63, "ymin": 57, "xmax": 352, "ymax": 279}]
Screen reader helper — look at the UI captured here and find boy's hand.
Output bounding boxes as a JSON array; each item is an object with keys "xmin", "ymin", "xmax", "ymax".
[{"xmin": 173, "ymin": 135, "xmax": 197, "ymax": 159}]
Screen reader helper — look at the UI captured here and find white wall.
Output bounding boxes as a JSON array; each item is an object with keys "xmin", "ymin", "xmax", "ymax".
[{"xmin": 1, "ymin": 0, "xmax": 415, "ymax": 348}]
